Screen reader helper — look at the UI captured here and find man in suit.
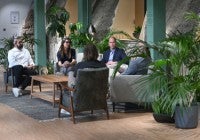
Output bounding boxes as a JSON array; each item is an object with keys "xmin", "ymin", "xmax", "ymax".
[{"xmin": 102, "ymin": 36, "xmax": 127, "ymax": 69}]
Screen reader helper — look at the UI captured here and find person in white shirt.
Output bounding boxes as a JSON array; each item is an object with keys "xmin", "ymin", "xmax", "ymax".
[{"xmin": 8, "ymin": 36, "xmax": 37, "ymax": 97}]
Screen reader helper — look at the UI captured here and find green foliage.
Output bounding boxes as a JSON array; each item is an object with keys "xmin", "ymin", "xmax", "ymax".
[
  {"xmin": 46, "ymin": 61, "xmax": 54, "ymax": 74},
  {"xmin": 69, "ymin": 22, "xmax": 96, "ymax": 49},
  {"xmin": 134, "ymin": 32, "xmax": 200, "ymax": 116},
  {"xmin": 133, "ymin": 26, "xmax": 142, "ymax": 39},
  {"xmin": 21, "ymin": 33, "xmax": 39, "ymax": 58},
  {"xmin": 46, "ymin": 5, "xmax": 70, "ymax": 38},
  {"xmin": 68, "ymin": 22, "xmax": 134, "ymax": 54},
  {"xmin": 0, "ymin": 37, "xmax": 14, "ymax": 69}
]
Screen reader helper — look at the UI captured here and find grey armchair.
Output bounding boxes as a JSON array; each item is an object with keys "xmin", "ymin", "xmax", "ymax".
[{"xmin": 58, "ymin": 67, "xmax": 109, "ymax": 124}]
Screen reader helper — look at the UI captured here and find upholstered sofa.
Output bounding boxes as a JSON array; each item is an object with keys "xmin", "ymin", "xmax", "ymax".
[{"xmin": 110, "ymin": 74, "xmax": 153, "ymax": 111}]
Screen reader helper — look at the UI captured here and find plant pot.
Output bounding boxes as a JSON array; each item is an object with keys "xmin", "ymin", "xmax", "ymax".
[
  {"xmin": 197, "ymin": 102, "xmax": 200, "ymax": 120},
  {"xmin": 153, "ymin": 113, "xmax": 175, "ymax": 123},
  {"xmin": 175, "ymin": 104, "xmax": 198, "ymax": 129}
]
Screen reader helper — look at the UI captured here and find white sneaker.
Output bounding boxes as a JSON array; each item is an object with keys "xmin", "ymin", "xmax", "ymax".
[
  {"xmin": 60, "ymin": 109, "xmax": 70, "ymax": 115},
  {"xmin": 12, "ymin": 88, "xmax": 22, "ymax": 97}
]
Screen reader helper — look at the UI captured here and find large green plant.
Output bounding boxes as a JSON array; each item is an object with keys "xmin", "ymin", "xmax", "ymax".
[
  {"xmin": 134, "ymin": 32, "xmax": 200, "ymax": 116},
  {"xmin": 46, "ymin": 5, "xmax": 69, "ymax": 38}
]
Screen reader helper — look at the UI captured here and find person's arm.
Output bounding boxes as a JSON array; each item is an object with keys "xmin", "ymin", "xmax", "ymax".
[
  {"xmin": 57, "ymin": 51, "xmax": 64, "ymax": 67},
  {"xmin": 121, "ymin": 59, "xmax": 138, "ymax": 75},
  {"xmin": 27, "ymin": 50, "xmax": 35, "ymax": 68},
  {"xmin": 69, "ymin": 49, "xmax": 76, "ymax": 66},
  {"xmin": 101, "ymin": 51, "xmax": 108, "ymax": 63},
  {"xmin": 8, "ymin": 50, "xmax": 16, "ymax": 68}
]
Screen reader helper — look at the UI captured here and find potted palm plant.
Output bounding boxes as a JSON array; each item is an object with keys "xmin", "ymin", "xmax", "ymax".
[{"xmin": 134, "ymin": 31, "xmax": 200, "ymax": 128}]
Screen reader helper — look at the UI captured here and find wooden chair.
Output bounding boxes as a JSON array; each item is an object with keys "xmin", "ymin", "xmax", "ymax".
[
  {"xmin": 58, "ymin": 67, "xmax": 109, "ymax": 124},
  {"xmin": 4, "ymin": 66, "xmax": 41, "ymax": 92}
]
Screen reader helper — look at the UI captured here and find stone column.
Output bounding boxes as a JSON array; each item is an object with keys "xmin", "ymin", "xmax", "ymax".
[
  {"xmin": 146, "ymin": 0, "xmax": 166, "ymax": 60},
  {"xmin": 34, "ymin": 0, "xmax": 47, "ymax": 66}
]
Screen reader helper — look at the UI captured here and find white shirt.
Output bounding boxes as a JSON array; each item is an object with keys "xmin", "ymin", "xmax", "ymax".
[{"xmin": 8, "ymin": 47, "xmax": 35, "ymax": 68}]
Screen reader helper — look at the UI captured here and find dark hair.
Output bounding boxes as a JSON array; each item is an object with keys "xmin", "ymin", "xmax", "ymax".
[
  {"xmin": 14, "ymin": 36, "xmax": 23, "ymax": 45},
  {"xmin": 83, "ymin": 44, "xmax": 99, "ymax": 61},
  {"xmin": 59, "ymin": 37, "xmax": 72, "ymax": 57}
]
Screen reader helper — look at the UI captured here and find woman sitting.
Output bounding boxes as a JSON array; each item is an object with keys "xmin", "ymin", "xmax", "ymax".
[{"xmin": 57, "ymin": 37, "xmax": 76, "ymax": 75}]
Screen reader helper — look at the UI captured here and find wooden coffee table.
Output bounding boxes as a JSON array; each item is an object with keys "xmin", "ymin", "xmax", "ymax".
[{"xmin": 30, "ymin": 75, "xmax": 68, "ymax": 107}]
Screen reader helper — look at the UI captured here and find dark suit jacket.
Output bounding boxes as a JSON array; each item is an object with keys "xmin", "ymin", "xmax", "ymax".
[{"xmin": 101, "ymin": 47, "xmax": 127, "ymax": 63}]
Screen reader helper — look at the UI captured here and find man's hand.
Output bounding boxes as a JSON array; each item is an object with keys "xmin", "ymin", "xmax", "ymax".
[
  {"xmin": 26, "ymin": 65, "xmax": 35, "ymax": 69},
  {"xmin": 106, "ymin": 61, "xmax": 117, "ymax": 69}
]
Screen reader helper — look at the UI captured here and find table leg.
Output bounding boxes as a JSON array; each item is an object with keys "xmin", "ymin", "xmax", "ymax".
[
  {"xmin": 30, "ymin": 78, "xmax": 34, "ymax": 98},
  {"xmin": 53, "ymin": 83, "xmax": 55, "ymax": 107}
]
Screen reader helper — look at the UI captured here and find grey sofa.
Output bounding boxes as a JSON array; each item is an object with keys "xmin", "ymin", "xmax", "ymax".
[{"xmin": 110, "ymin": 74, "xmax": 152, "ymax": 111}]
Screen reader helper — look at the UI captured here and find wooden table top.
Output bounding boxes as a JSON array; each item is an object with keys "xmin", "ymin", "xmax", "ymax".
[{"xmin": 31, "ymin": 74, "xmax": 68, "ymax": 83}]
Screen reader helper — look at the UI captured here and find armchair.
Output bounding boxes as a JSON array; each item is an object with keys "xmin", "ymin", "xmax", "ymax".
[
  {"xmin": 4, "ymin": 66, "xmax": 41, "ymax": 92},
  {"xmin": 58, "ymin": 67, "xmax": 109, "ymax": 124}
]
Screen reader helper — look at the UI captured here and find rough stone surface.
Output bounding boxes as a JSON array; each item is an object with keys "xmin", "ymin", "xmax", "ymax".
[
  {"xmin": 91, "ymin": 0, "xmax": 119, "ymax": 40},
  {"xmin": 48, "ymin": 0, "xmax": 200, "ymax": 61},
  {"xmin": 166, "ymin": 0, "xmax": 200, "ymax": 36}
]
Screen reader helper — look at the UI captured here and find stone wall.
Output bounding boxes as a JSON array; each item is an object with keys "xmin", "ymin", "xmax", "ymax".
[
  {"xmin": 166, "ymin": 0, "xmax": 200, "ymax": 36},
  {"xmin": 31, "ymin": 0, "xmax": 200, "ymax": 62},
  {"xmin": 91, "ymin": 0, "xmax": 119, "ymax": 41}
]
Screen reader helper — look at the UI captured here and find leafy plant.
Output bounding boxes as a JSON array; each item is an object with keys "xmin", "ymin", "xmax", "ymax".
[
  {"xmin": 69, "ymin": 22, "xmax": 135, "ymax": 55},
  {"xmin": 22, "ymin": 33, "xmax": 39, "ymax": 58},
  {"xmin": 133, "ymin": 26, "xmax": 142, "ymax": 39},
  {"xmin": 69, "ymin": 22, "xmax": 95, "ymax": 49},
  {"xmin": 0, "ymin": 37, "xmax": 14, "ymax": 69},
  {"xmin": 46, "ymin": 5, "xmax": 70, "ymax": 38},
  {"xmin": 134, "ymin": 32, "xmax": 200, "ymax": 116},
  {"xmin": 46, "ymin": 60, "xmax": 54, "ymax": 74}
]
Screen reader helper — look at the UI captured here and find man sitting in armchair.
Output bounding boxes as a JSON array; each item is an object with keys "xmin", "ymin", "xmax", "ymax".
[{"xmin": 8, "ymin": 36, "xmax": 37, "ymax": 97}]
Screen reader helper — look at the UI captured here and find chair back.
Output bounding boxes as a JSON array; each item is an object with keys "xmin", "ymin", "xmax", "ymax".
[{"xmin": 73, "ymin": 67, "xmax": 109, "ymax": 111}]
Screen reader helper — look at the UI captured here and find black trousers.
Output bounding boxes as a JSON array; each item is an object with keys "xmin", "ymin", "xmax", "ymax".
[{"xmin": 12, "ymin": 65, "xmax": 37, "ymax": 90}]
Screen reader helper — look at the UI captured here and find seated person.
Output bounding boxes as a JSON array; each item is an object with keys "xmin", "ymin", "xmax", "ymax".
[
  {"xmin": 121, "ymin": 47, "xmax": 151, "ymax": 75},
  {"xmin": 101, "ymin": 36, "xmax": 127, "ymax": 69},
  {"xmin": 61, "ymin": 44, "xmax": 106, "ymax": 87},
  {"xmin": 60, "ymin": 44, "xmax": 106, "ymax": 115},
  {"xmin": 74, "ymin": 44, "xmax": 106, "ymax": 77},
  {"xmin": 8, "ymin": 36, "xmax": 37, "ymax": 97},
  {"xmin": 57, "ymin": 37, "xmax": 76, "ymax": 75}
]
